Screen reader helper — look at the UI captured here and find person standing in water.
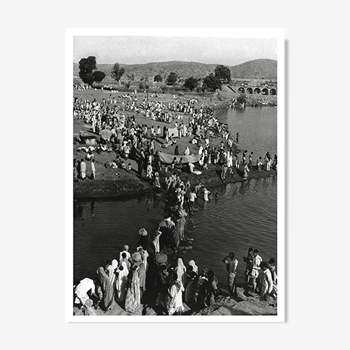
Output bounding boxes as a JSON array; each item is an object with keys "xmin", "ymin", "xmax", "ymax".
[
  {"xmin": 188, "ymin": 188, "xmax": 197, "ymax": 215},
  {"xmin": 80, "ymin": 159, "xmax": 86, "ymax": 179},
  {"xmin": 91, "ymin": 159, "xmax": 95, "ymax": 179},
  {"xmin": 243, "ymin": 164, "xmax": 250, "ymax": 179},
  {"xmin": 243, "ymin": 247, "xmax": 254, "ymax": 292},
  {"xmin": 221, "ymin": 162, "xmax": 228, "ymax": 183},
  {"xmin": 257, "ymin": 157, "xmax": 263, "ymax": 172},
  {"xmin": 203, "ymin": 188, "xmax": 211, "ymax": 201},
  {"xmin": 251, "ymin": 249, "xmax": 262, "ymax": 292},
  {"xmin": 249, "ymin": 152, "xmax": 253, "ymax": 168},
  {"xmin": 222, "ymin": 252, "xmax": 239, "ymax": 297},
  {"xmin": 260, "ymin": 262, "xmax": 273, "ymax": 301}
]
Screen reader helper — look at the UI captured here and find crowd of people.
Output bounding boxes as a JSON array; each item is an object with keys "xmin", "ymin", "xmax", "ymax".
[
  {"xmin": 73, "ymin": 166, "xmax": 278, "ymax": 316},
  {"xmin": 73, "ymin": 94, "xmax": 277, "ymax": 185},
  {"xmin": 74, "ymin": 223, "xmax": 278, "ymax": 316},
  {"xmin": 73, "ymin": 93, "xmax": 278, "ymax": 316}
]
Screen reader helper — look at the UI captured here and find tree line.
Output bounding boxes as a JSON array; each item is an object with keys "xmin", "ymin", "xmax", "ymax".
[{"xmin": 78, "ymin": 56, "xmax": 231, "ymax": 92}]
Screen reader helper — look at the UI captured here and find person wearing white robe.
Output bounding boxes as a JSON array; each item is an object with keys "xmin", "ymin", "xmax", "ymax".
[
  {"xmin": 74, "ymin": 278, "xmax": 95, "ymax": 306},
  {"xmin": 260, "ymin": 263, "xmax": 273, "ymax": 299},
  {"xmin": 203, "ymin": 188, "xmax": 210, "ymax": 201},
  {"xmin": 251, "ymin": 250, "xmax": 263, "ymax": 291},
  {"xmin": 80, "ymin": 160, "xmax": 86, "ymax": 179},
  {"xmin": 166, "ymin": 275, "xmax": 184, "ymax": 315},
  {"xmin": 110, "ymin": 259, "xmax": 119, "ymax": 284},
  {"xmin": 188, "ymin": 260, "xmax": 198, "ymax": 274},
  {"xmin": 115, "ymin": 262, "xmax": 129, "ymax": 302},
  {"xmin": 152, "ymin": 229, "xmax": 162, "ymax": 253},
  {"xmin": 175, "ymin": 258, "xmax": 187, "ymax": 286},
  {"xmin": 119, "ymin": 245, "xmax": 131, "ymax": 262},
  {"xmin": 227, "ymin": 152, "xmax": 233, "ymax": 168}
]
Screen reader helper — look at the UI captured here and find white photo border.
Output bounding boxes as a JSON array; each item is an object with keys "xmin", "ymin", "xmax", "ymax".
[{"xmin": 65, "ymin": 28, "xmax": 285, "ymax": 323}]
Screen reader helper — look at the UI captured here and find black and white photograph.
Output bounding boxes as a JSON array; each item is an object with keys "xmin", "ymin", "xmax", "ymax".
[
  {"xmin": 66, "ymin": 28, "xmax": 285, "ymax": 322},
  {"xmin": 5, "ymin": 0, "xmax": 350, "ymax": 346}
]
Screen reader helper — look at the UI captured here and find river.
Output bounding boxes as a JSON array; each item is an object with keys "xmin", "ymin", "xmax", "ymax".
[{"xmin": 73, "ymin": 107, "xmax": 277, "ymax": 287}]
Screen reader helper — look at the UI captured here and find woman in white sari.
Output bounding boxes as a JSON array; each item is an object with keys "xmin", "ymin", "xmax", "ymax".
[
  {"xmin": 115, "ymin": 262, "xmax": 129, "ymax": 302},
  {"xmin": 110, "ymin": 259, "xmax": 119, "ymax": 284},
  {"xmin": 227, "ymin": 151, "xmax": 233, "ymax": 168},
  {"xmin": 166, "ymin": 272, "xmax": 184, "ymax": 315},
  {"xmin": 146, "ymin": 162, "xmax": 153, "ymax": 179},
  {"xmin": 175, "ymin": 258, "xmax": 187, "ymax": 286},
  {"xmin": 188, "ymin": 260, "xmax": 198, "ymax": 274}
]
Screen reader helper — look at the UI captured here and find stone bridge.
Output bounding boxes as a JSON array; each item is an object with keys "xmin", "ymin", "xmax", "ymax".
[{"xmin": 228, "ymin": 85, "xmax": 277, "ymax": 96}]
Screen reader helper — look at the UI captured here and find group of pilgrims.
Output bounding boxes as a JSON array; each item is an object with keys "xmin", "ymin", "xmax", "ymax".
[
  {"xmin": 73, "ymin": 92, "xmax": 277, "ymax": 185},
  {"xmin": 73, "ymin": 92, "xmax": 278, "ymax": 316},
  {"xmin": 73, "ymin": 219, "xmax": 278, "ymax": 316},
  {"xmin": 73, "ymin": 165, "xmax": 278, "ymax": 316}
]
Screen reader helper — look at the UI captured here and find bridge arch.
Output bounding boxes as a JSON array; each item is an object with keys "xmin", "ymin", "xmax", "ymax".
[
  {"xmin": 262, "ymin": 88, "xmax": 269, "ymax": 95},
  {"xmin": 238, "ymin": 87, "xmax": 245, "ymax": 93},
  {"xmin": 254, "ymin": 87, "xmax": 261, "ymax": 94},
  {"xmin": 270, "ymin": 88, "xmax": 277, "ymax": 95},
  {"xmin": 246, "ymin": 87, "xmax": 253, "ymax": 94}
]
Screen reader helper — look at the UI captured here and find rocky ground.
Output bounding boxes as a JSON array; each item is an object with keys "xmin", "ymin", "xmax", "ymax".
[{"xmin": 73, "ymin": 286, "xmax": 277, "ymax": 317}]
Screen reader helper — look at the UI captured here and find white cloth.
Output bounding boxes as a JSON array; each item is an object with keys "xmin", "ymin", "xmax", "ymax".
[
  {"xmin": 251, "ymin": 255, "xmax": 262, "ymax": 278},
  {"xmin": 203, "ymin": 189, "xmax": 210, "ymax": 201},
  {"xmin": 189, "ymin": 192, "xmax": 196, "ymax": 202},
  {"xmin": 175, "ymin": 258, "xmax": 187, "ymax": 286},
  {"xmin": 188, "ymin": 260, "xmax": 198, "ymax": 274},
  {"xmin": 168, "ymin": 282, "xmax": 184, "ymax": 315},
  {"xmin": 262, "ymin": 269, "xmax": 273, "ymax": 295},
  {"xmin": 74, "ymin": 278, "xmax": 95, "ymax": 305},
  {"xmin": 116, "ymin": 262, "xmax": 129, "ymax": 301},
  {"xmin": 119, "ymin": 250, "xmax": 131, "ymax": 262}
]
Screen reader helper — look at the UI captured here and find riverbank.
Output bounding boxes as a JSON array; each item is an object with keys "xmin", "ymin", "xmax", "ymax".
[
  {"xmin": 73, "ymin": 88, "xmax": 276, "ymax": 199},
  {"xmin": 72, "ymin": 285, "xmax": 277, "ymax": 316},
  {"xmin": 73, "ymin": 89, "xmax": 278, "ymax": 317},
  {"xmin": 74, "ymin": 164, "xmax": 277, "ymax": 199}
]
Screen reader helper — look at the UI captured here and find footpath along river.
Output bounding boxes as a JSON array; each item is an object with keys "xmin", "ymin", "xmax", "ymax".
[{"xmin": 73, "ymin": 107, "xmax": 278, "ymax": 287}]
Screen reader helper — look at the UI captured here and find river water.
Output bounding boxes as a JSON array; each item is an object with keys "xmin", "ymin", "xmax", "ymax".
[{"xmin": 74, "ymin": 107, "xmax": 278, "ymax": 287}]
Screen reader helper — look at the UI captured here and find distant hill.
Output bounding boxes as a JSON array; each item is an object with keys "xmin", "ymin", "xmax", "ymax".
[
  {"xmin": 73, "ymin": 58, "xmax": 277, "ymax": 82},
  {"xmin": 229, "ymin": 59, "xmax": 277, "ymax": 79}
]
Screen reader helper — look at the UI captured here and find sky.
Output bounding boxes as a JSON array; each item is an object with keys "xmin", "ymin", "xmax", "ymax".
[{"xmin": 73, "ymin": 36, "xmax": 277, "ymax": 66}]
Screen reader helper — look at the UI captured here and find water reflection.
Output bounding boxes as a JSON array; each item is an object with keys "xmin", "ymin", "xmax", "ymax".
[
  {"xmin": 239, "ymin": 180, "xmax": 250, "ymax": 195},
  {"xmin": 91, "ymin": 202, "xmax": 96, "ymax": 223},
  {"xmin": 146, "ymin": 194, "xmax": 152, "ymax": 212},
  {"xmin": 253, "ymin": 178, "xmax": 261, "ymax": 193}
]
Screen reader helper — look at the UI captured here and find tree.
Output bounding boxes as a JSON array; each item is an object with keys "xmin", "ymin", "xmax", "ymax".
[
  {"xmin": 183, "ymin": 77, "xmax": 198, "ymax": 91},
  {"xmin": 154, "ymin": 74, "xmax": 162, "ymax": 82},
  {"xmin": 78, "ymin": 56, "xmax": 97, "ymax": 85},
  {"xmin": 93, "ymin": 71, "xmax": 106, "ymax": 83},
  {"xmin": 214, "ymin": 65, "xmax": 231, "ymax": 83},
  {"xmin": 81, "ymin": 72, "xmax": 95, "ymax": 85},
  {"xmin": 236, "ymin": 94, "xmax": 247, "ymax": 105},
  {"xmin": 166, "ymin": 72, "xmax": 177, "ymax": 85},
  {"xmin": 139, "ymin": 81, "xmax": 149, "ymax": 90},
  {"xmin": 203, "ymin": 73, "xmax": 222, "ymax": 91},
  {"xmin": 111, "ymin": 63, "xmax": 125, "ymax": 83}
]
